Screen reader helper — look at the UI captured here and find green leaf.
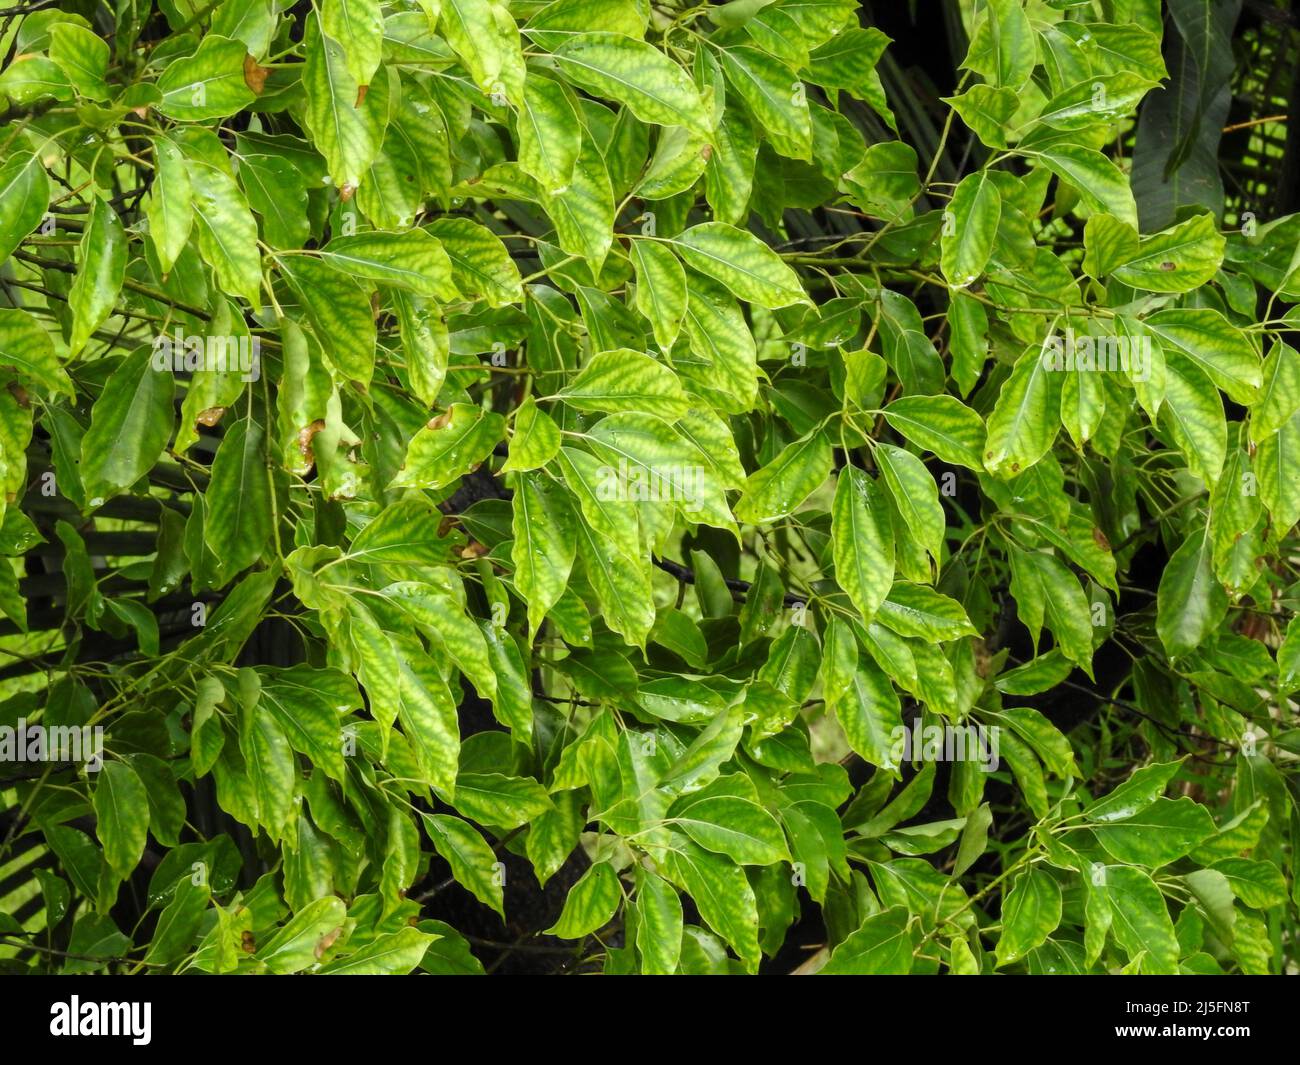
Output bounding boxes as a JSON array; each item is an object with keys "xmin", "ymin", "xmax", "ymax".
[
  {"xmin": 205, "ymin": 415, "xmax": 274, "ymax": 583},
  {"xmin": 502, "ymin": 397, "xmax": 561, "ymax": 473},
  {"xmin": 301, "ymin": 15, "xmax": 388, "ymax": 190},
  {"xmin": 637, "ymin": 123, "xmax": 710, "ymax": 200},
  {"xmin": 874, "ymin": 288, "xmax": 943, "ymax": 394},
  {"xmin": 820, "ymin": 906, "xmax": 913, "ymax": 974},
  {"xmin": 680, "ymin": 276, "xmax": 759, "ymax": 412},
  {"xmin": 663, "ymin": 837, "xmax": 760, "ymax": 967},
  {"xmin": 634, "ymin": 866, "xmax": 683, "ymax": 974},
  {"xmin": 418, "ymin": 920, "xmax": 485, "ymax": 974},
  {"xmin": 546, "ymin": 861, "xmax": 622, "ymax": 938},
  {"xmin": 422, "ymin": 813, "xmax": 505, "ymax": 917},
  {"xmin": 127, "ymin": 754, "xmax": 184, "ymax": 846},
  {"xmin": 995, "ymin": 650, "xmax": 1072, "ymax": 695},
  {"xmin": 320, "ymin": 0, "xmax": 383, "ymax": 88},
  {"xmin": 0, "ymin": 153, "xmax": 50, "ymax": 263},
  {"xmin": 320, "ymin": 927, "xmax": 436, "ymax": 974},
  {"xmin": 944, "ymin": 84, "xmax": 1019, "ymax": 148},
  {"xmin": 393, "ymin": 291, "xmax": 448, "ymax": 405},
  {"xmin": 874, "ymin": 443, "xmax": 944, "ymax": 566},
  {"xmin": 1156, "ymin": 524, "xmax": 1228, "ymax": 659},
  {"xmin": 239, "ymin": 696, "xmax": 296, "ymax": 841},
  {"xmin": 1032, "ymin": 144, "xmax": 1138, "ymax": 227},
  {"xmin": 524, "ymin": 0, "xmax": 645, "ymax": 50},
  {"xmin": 1020, "ymin": 551, "xmax": 1094, "ymax": 676},
  {"xmin": 1036, "ymin": 71, "xmax": 1153, "ymax": 131},
  {"xmin": 1250, "ymin": 341, "xmax": 1300, "ymax": 444},
  {"xmin": 1212, "ymin": 858, "xmax": 1288, "ymax": 909},
  {"xmin": 1160, "ymin": 351, "xmax": 1226, "ymax": 484},
  {"xmin": 526, "ymin": 791, "xmax": 582, "ymax": 887},
  {"xmin": 831, "ymin": 467, "xmax": 894, "ymax": 626},
  {"xmin": 1094, "ymin": 796, "xmax": 1216, "ymax": 866},
  {"xmin": 426, "ymin": 217, "xmax": 523, "ymax": 307},
  {"xmin": 441, "ymin": 0, "xmax": 520, "ymax": 96},
  {"xmin": 876, "ymin": 582, "xmax": 978, "ymax": 641},
  {"xmin": 1100, "ymin": 865, "xmax": 1179, "ymax": 974},
  {"xmin": 511, "ymin": 470, "xmax": 577, "ymax": 637},
  {"xmin": 145, "ymin": 878, "xmax": 210, "ymax": 966},
  {"xmin": 518, "ymin": 72, "xmax": 582, "ymax": 193},
  {"xmin": 1257, "ymin": 409, "xmax": 1300, "ymax": 531},
  {"xmin": 545, "ymin": 140, "xmax": 616, "ymax": 272},
  {"xmin": 940, "ymin": 171, "xmax": 1000, "ymax": 288},
  {"xmin": 256, "ymin": 896, "xmax": 348, "ymax": 973},
  {"xmin": 281, "ymin": 256, "xmax": 377, "ymax": 385},
  {"xmin": 80, "ymin": 346, "xmax": 175, "ymax": 505},
  {"xmin": 1111, "ymin": 213, "xmax": 1225, "ymax": 292},
  {"xmin": 318, "ymin": 230, "xmax": 457, "ymax": 299},
  {"xmin": 949, "ymin": 935, "xmax": 980, "ymax": 974},
  {"xmin": 662, "ymin": 705, "xmax": 744, "ymax": 792},
  {"xmin": 48, "ymin": 22, "xmax": 110, "ymax": 100},
  {"xmin": 240, "ymin": 152, "xmax": 309, "ymax": 249},
  {"xmin": 93, "ymin": 761, "xmax": 150, "ymax": 881},
  {"xmin": 0, "ymin": 55, "xmax": 72, "ymax": 108},
  {"xmin": 0, "ymin": 309, "xmax": 71, "ymax": 396},
  {"xmin": 996, "ymin": 868, "xmax": 1062, "ymax": 966},
  {"xmin": 672, "ymin": 222, "xmax": 807, "ymax": 308},
  {"xmin": 822, "ymin": 616, "xmax": 902, "ymax": 770},
  {"xmin": 667, "ymin": 775, "xmax": 789, "ymax": 865},
  {"xmin": 158, "ymin": 35, "xmax": 256, "ymax": 120},
  {"xmin": 1059, "ymin": 361, "xmax": 1106, "ymax": 446},
  {"xmin": 1082, "ymin": 213, "xmax": 1139, "ymax": 279},
  {"xmin": 258, "ymin": 665, "xmax": 357, "ymax": 782},
  {"xmin": 882, "ymin": 395, "xmax": 986, "ymax": 470},
  {"xmin": 396, "ymin": 644, "xmax": 460, "ymax": 794},
  {"xmin": 630, "ymin": 237, "xmax": 687, "ymax": 352},
  {"xmin": 68, "ymin": 197, "xmax": 126, "ymax": 356},
  {"xmin": 391, "ymin": 403, "xmax": 505, "ymax": 490},
  {"xmin": 734, "ymin": 428, "xmax": 831, "ymax": 524},
  {"xmin": 1085, "ymin": 761, "xmax": 1182, "ymax": 823},
  {"xmin": 585, "ymin": 411, "xmax": 734, "ymax": 529},
  {"xmin": 806, "ymin": 26, "xmax": 891, "ymax": 104},
  {"xmin": 1145, "ymin": 308, "xmax": 1261, "ymax": 406},
  {"xmin": 555, "ymin": 445, "xmax": 640, "ymax": 559},
  {"xmin": 953, "ymin": 802, "xmax": 993, "ymax": 877},
  {"xmin": 212, "ymin": 0, "xmax": 277, "ymax": 55},
  {"xmin": 963, "ymin": 0, "xmax": 1036, "ymax": 90},
  {"xmin": 452, "ymin": 772, "xmax": 552, "ymax": 828},
  {"xmin": 552, "ymin": 32, "xmax": 712, "ymax": 138},
  {"xmin": 349, "ymin": 498, "xmax": 451, "ymax": 566},
  {"xmin": 983, "ymin": 345, "xmax": 1061, "ymax": 477},
  {"xmin": 146, "ymin": 137, "xmax": 194, "ymax": 274},
  {"xmin": 707, "ymin": 107, "xmax": 759, "ymax": 223},
  {"xmin": 559, "ymin": 348, "xmax": 689, "ymax": 417},
  {"xmin": 718, "ymin": 44, "xmax": 811, "ymax": 159},
  {"xmin": 574, "ymin": 509, "xmax": 655, "ymax": 648},
  {"xmin": 173, "ymin": 127, "xmax": 262, "ymax": 308}
]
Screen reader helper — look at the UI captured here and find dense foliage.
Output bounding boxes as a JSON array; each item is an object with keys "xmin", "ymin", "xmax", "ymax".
[{"xmin": 0, "ymin": 0, "xmax": 1297, "ymax": 976}]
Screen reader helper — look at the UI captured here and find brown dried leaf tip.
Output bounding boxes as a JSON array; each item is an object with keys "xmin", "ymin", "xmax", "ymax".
[
  {"xmin": 314, "ymin": 925, "xmax": 343, "ymax": 960},
  {"xmin": 297, "ymin": 418, "xmax": 327, "ymax": 469},
  {"xmin": 243, "ymin": 54, "xmax": 270, "ymax": 94}
]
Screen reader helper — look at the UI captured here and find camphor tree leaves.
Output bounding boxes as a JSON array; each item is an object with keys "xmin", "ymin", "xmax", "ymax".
[{"xmin": 0, "ymin": 0, "xmax": 1295, "ymax": 981}]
